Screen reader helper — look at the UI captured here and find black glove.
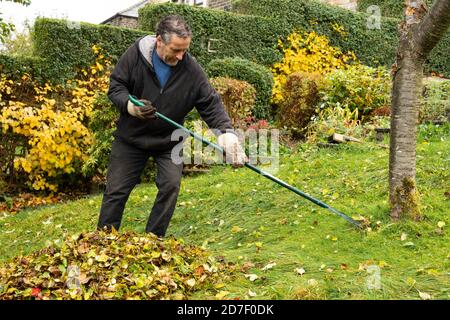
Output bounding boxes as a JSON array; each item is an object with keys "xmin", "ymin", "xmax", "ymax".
[
  {"xmin": 138, "ymin": 99, "xmax": 157, "ymax": 120},
  {"xmin": 127, "ymin": 99, "xmax": 157, "ymax": 120}
]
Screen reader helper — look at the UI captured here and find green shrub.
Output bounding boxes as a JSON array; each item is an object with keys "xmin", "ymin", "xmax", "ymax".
[
  {"xmin": 420, "ymin": 80, "xmax": 450, "ymax": 123},
  {"xmin": 306, "ymin": 104, "xmax": 363, "ymax": 143},
  {"xmin": 320, "ymin": 64, "xmax": 391, "ymax": 116},
  {"xmin": 277, "ymin": 72, "xmax": 322, "ymax": 138},
  {"xmin": 82, "ymin": 93, "xmax": 118, "ymax": 178},
  {"xmin": 206, "ymin": 57, "xmax": 274, "ymax": 119},
  {"xmin": 209, "ymin": 77, "xmax": 256, "ymax": 128}
]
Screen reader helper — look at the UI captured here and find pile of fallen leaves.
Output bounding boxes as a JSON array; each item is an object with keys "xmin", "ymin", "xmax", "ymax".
[
  {"xmin": 0, "ymin": 230, "xmax": 234, "ymax": 300},
  {"xmin": 0, "ymin": 193, "xmax": 64, "ymax": 214}
]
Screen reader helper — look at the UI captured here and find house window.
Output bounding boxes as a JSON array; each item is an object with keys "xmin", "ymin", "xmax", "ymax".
[{"xmin": 194, "ymin": 0, "xmax": 204, "ymax": 6}]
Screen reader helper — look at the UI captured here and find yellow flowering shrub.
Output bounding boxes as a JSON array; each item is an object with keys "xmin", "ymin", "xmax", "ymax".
[
  {"xmin": 0, "ymin": 45, "xmax": 111, "ymax": 192},
  {"xmin": 0, "ymin": 75, "xmax": 14, "ymax": 101},
  {"xmin": 272, "ymin": 31, "xmax": 358, "ymax": 105}
]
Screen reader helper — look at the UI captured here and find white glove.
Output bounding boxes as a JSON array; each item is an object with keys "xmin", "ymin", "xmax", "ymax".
[{"xmin": 217, "ymin": 132, "xmax": 247, "ymax": 167}]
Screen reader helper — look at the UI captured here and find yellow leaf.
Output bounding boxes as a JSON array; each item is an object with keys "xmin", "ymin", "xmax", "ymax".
[
  {"xmin": 231, "ymin": 226, "xmax": 243, "ymax": 233},
  {"xmin": 215, "ymin": 291, "xmax": 230, "ymax": 299},
  {"xmin": 214, "ymin": 283, "xmax": 225, "ymax": 289}
]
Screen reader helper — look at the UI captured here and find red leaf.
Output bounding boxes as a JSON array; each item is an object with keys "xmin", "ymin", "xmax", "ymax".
[{"xmin": 31, "ymin": 288, "xmax": 41, "ymax": 297}]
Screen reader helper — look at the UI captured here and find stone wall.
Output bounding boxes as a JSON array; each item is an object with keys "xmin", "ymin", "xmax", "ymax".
[
  {"xmin": 207, "ymin": 0, "xmax": 232, "ymax": 11},
  {"xmin": 106, "ymin": 16, "xmax": 139, "ymax": 29}
]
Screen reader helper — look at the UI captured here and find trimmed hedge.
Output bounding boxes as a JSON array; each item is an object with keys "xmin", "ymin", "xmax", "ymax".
[
  {"xmin": 357, "ymin": 0, "xmax": 434, "ymax": 19},
  {"xmin": 232, "ymin": 0, "xmax": 449, "ymax": 77},
  {"xmin": 32, "ymin": 18, "xmax": 147, "ymax": 83},
  {"xmin": 138, "ymin": 3, "xmax": 290, "ymax": 67},
  {"xmin": 206, "ymin": 57, "xmax": 274, "ymax": 119},
  {"xmin": 0, "ymin": 54, "xmax": 50, "ymax": 83}
]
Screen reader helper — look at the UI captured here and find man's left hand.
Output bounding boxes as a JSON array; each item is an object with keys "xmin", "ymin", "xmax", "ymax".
[{"xmin": 217, "ymin": 132, "xmax": 248, "ymax": 168}]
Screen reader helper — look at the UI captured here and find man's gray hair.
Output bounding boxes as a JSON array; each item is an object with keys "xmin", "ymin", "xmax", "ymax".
[{"xmin": 156, "ymin": 15, "xmax": 192, "ymax": 43}]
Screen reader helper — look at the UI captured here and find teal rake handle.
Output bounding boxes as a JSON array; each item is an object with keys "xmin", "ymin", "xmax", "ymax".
[{"xmin": 129, "ymin": 95, "xmax": 362, "ymax": 229}]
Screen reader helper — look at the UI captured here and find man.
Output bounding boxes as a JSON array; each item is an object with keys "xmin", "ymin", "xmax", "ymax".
[{"xmin": 97, "ymin": 15, "xmax": 246, "ymax": 237}]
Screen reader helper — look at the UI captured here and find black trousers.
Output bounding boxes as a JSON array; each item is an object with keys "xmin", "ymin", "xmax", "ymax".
[{"xmin": 97, "ymin": 138, "xmax": 183, "ymax": 237}]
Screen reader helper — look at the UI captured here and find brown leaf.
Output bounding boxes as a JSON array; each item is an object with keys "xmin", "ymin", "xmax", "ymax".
[
  {"xmin": 405, "ymin": 7, "xmax": 415, "ymax": 16},
  {"xmin": 79, "ymin": 273, "xmax": 91, "ymax": 284},
  {"xmin": 240, "ymin": 262, "xmax": 255, "ymax": 273},
  {"xmin": 77, "ymin": 243, "xmax": 89, "ymax": 254}
]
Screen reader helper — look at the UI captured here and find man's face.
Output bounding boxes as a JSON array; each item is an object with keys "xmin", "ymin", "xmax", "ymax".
[{"xmin": 156, "ymin": 34, "xmax": 191, "ymax": 66}]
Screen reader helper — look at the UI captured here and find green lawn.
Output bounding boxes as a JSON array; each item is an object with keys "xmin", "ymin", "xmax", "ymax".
[{"xmin": 1, "ymin": 124, "xmax": 448, "ymax": 300}]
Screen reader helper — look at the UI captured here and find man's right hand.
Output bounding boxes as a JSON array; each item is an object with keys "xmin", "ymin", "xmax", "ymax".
[{"xmin": 127, "ymin": 99, "xmax": 157, "ymax": 120}]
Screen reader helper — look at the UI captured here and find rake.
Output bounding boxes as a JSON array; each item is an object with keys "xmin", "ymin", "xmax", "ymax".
[{"xmin": 129, "ymin": 95, "xmax": 362, "ymax": 229}]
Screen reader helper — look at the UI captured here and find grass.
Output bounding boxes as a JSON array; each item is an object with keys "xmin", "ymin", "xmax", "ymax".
[{"xmin": 0, "ymin": 123, "xmax": 449, "ymax": 300}]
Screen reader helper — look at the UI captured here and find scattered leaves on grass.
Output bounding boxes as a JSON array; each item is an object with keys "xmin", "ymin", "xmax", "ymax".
[
  {"xmin": 0, "ymin": 230, "xmax": 235, "ymax": 300},
  {"xmin": 358, "ymin": 260, "xmax": 389, "ymax": 271}
]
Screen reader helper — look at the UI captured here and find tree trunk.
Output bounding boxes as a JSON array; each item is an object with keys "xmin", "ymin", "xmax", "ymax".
[
  {"xmin": 389, "ymin": 39, "xmax": 423, "ymax": 221},
  {"xmin": 389, "ymin": 0, "xmax": 450, "ymax": 220}
]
